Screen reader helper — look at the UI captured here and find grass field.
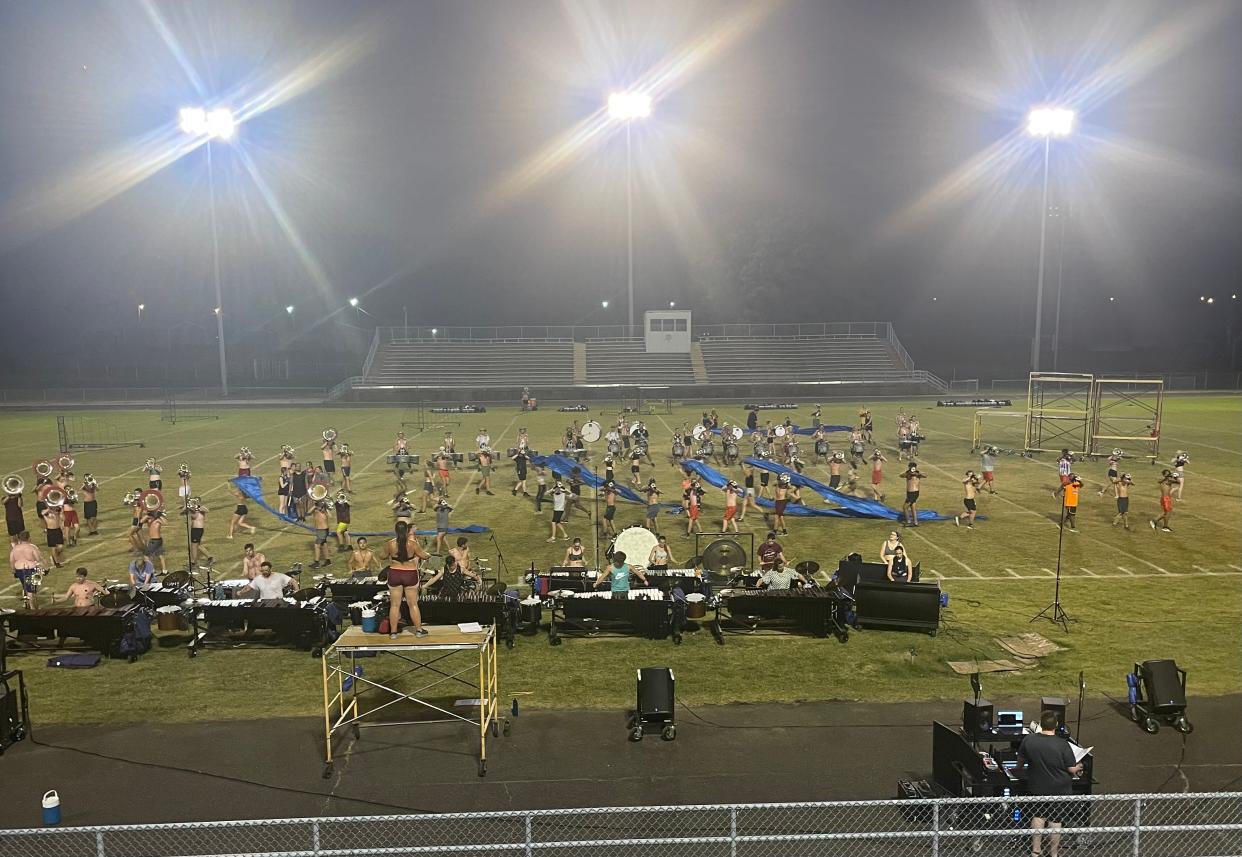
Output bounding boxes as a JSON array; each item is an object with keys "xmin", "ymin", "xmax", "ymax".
[{"xmin": 2, "ymin": 395, "xmax": 1239, "ymax": 724}]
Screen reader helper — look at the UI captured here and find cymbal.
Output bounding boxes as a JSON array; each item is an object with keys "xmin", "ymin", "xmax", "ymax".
[
  {"xmin": 795, "ymin": 560, "xmax": 820, "ymax": 577},
  {"xmin": 292, "ymin": 588, "xmax": 320, "ymax": 602},
  {"xmin": 162, "ymin": 571, "xmax": 191, "ymax": 588}
]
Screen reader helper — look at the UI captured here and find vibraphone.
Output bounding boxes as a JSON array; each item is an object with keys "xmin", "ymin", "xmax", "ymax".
[
  {"xmin": 547, "ymin": 589, "xmax": 673, "ymax": 644},
  {"xmin": 712, "ymin": 586, "xmax": 851, "ymax": 643},
  {"xmin": 642, "ymin": 569, "xmax": 709, "ymax": 596},
  {"xmin": 376, "ymin": 591, "xmax": 516, "ymax": 648},
  {"xmin": 3, "ymin": 605, "xmax": 142, "ymax": 658},
  {"xmin": 192, "ymin": 598, "xmax": 330, "ymax": 655}
]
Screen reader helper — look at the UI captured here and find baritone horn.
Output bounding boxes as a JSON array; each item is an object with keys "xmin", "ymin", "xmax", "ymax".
[
  {"xmin": 3, "ymin": 474, "xmax": 24, "ymax": 496},
  {"xmin": 309, "ymin": 483, "xmax": 330, "ymax": 503},
  {"xmin": 322, "ymin": 428, "xmax": 337, "ymax": 443},
  {"xmin": 44, "ymin": 488, "xmax": 66, "ymax": 508},
  {"xmin": 33, "ymin": 459, "xmax": 53, "ymax": 479},
  {"xmin": 57, "ymin": 455, "xmax": 75, "ymax": 472}
]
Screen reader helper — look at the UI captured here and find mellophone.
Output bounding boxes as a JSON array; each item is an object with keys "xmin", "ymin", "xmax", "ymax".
[{"xmin": 3, "ymin": 605, "xmax": 142, "ymax": 659}]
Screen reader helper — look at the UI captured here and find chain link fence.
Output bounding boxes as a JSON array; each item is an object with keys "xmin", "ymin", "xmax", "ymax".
[{"xmin": 2, "ymin": 793, "xmax": 1239, "ymax": 857}]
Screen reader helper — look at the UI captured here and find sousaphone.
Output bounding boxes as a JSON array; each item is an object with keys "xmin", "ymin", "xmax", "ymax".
[{"xmin": 139, "ymin": 488, "xmax": 164, "ymax": 514}]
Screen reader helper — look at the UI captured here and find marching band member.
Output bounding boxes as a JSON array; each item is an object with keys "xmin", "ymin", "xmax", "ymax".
[
  {"xmin": 563, "ymin": 536, "xmax": 587, "ymax": 568},
  {"xmin": 143, "ymin": 508, "xmax": 167, "ymax": 573},
  {"xmin": 757, "ymin": 531, "xmax": 785, "ymax": 572},
  {"xmin": 601, "ymin": 480, "xmax": 618, "ymax": 536},
  {"xmin": 127, "ymin": 487, "xmax": 145, "ymax": 553},
  {"xmin": 337, "ymin": 443, "xmax": 354, "ymax": 493},
  {"xmin": 128, "ymin": 553, "xmax": 157, "ymax": 589},
  {"xmin": 1098, "ymin": 449, "xmax": 1123, "ymax": 498},
  {"xmin": 647, "ymin": 534, "xmax": 674, "ymax": 571},
  {"xmin": 954, "ymin": 472, "xmax": 980, "ymax": 529},
  {"xmin": 321, "ymin": 437, "xmax": 337, "ymax": 486},
  {"xmin": 902, "ymin": 463, "xmax": 924, "ymax": 528},
  {"xmin": 449, "ymin": 536, "xmax": 481, "ymax": 586},
  {"xmin": 309, "ymin": 498, "xmax": 332, "ymax": 569},
  {"xmin": 476, "ymin": 427, "xmax": 491, "ymax": 449},
  {"xmin": 1150, "ymin": 471, "xmax": 1177, "ymax": 533},
  {"xmin": 684, "ymin": 479, "xmax": 704, "ymax": 537},
  {"xmin": 908, "ymin": 417, "xmax": 922, "ymax": 457},
  {"xmin": 1054, "ymin": 473, "xmax": 1083, "ymax": 532},
  {"xmin": 1170, "ymin": 451, "xmax": 1189, "ymax": 501},
  {"xmin": 435, "ymin": 447, "xmax": 452, "ymax": 490},
  {"xmin": 1112, "ymin": 473, "xmax": 1134, "ymax": 530},
  {"xmin": 279, "ymin": 445, "xmax": 296, "ymax": 475},
  {"xmin": 244, "ymin": 561, "xmax": 297, "ymax": 606},
  {"xmin": 811, "ymin": 404, "xmax": 823, "ymax": 430},
  {"xmin": 392, "ymin": 492, "xmax": 414, "ymax": 527},
  {"xmin": 869, "ymin": 449, "xmax": 888, "ymax": 501},
  {"xmin": 290, "ymin": 464, "xmax": 309, "ymax": 522},
  {"xmin": 236, "ymin": 447, "xmax": 254, "ymax": 477},
  {"xmin": 848, "ymin": 429, "xmax": 866, "ymax": 470},
  {"xmin": 860, "ymin": 407, "xmax": 874, "ymax": 443},
  {"xmin": 593, "ymin": 551, "xmax": 649, "ymax": 596},
  {"xmin": 628, "ymin": 446, "xmax": 644, "ymax": 487},
  {"xmin": 434, "ymin": 497, "xmax": 454, "ymax": 553},
  {"xmin": 885, "ymin": 545, "xmax": 912, "ymax": 583},
  {"xmin": 277, "ymin": 469, "xmax": 292, "ymax": 516},
  {"xmin": 348, "ymin": 536, "xmax": 379, "ymax": 576},
  {"xmin": 722, "ymin": 480, "xmax": 740, "ymax": 533},
  {"xmin": 602, "ymin": 454, "xmax": 616, "ymax": 484},
  {"xmin": 4, "ymin": 486, "xmax": 25, "ymax": 547},
  {"xmin": 533, "ymin": 468, "xmax": 547, "ymax": 513},
  {"xmin": 771, "ymin": 473, "xmax": 793, "ymax": 535},
  {"xmin": 739, "ymin": 461, "xmax": 755, "ymax": 521},
  {"xmin": 41, "ymin": 502, "xmax": 66, "ymax": 567},
  {"xmin": 242, "ymin": 543, "xmax": 267, "ymax": 580},
  {"xmin": 145, "ymin": 459, "xmax": 163, "ymax": 491},
  {"xmin": 228, "ymin": 486, "xmax": 257, "ymax": 538},
  {"xmin": 897, "ymin": 422, "xmax": 913, "ymax": 461},
  {"xmin": 80, "ymin": 475, "xmax": 99, "ymax": 536},
  {"xmin": 9, "ymin": 531, "xmax": 42, "ymax": 608},
  {"xmin": 979, "ymin": 446, "xmax": 998, "ymax": 493},
  {"xmin": 58, "ymin": 567, "xmax": 104, "ymax": 607},
  {"xmin": 643, "ymin": 479, "xmax": 662, "ymax": 534},
  {"xmin": 1052, "ymin": 449, "xmax": 1073, "ymax": 496},
  {"xmin": 419, "ymin": 463, "xmax": 436, "ymax": 513},
  {"xmin": 812, "ymin": 427, "xmax": 829, "ymax": 464},
  {"xmin": 758, "ymin": 559, "xmax": 805, "ymax": 591},
  {"xmin": 828, "ymin": 452, "xmax": 845, "ymax": 490},
  {"xmin": 474, "ymin": 446, "xmax": 495, "ymax": 495},
  {"xmin": 186, "ymin": 498, "xmax": 210, "ymax": 565},
  {"xmin": 61, "ymin": 491, "xmax": 80, "ymax": 546},
  {"xmin": 510, "ymin": 446, "xmax": 530, "ymax": 497},
  {"xmin": 880, "ymin": 530, "xmax": 903, "ymax": 564},
  {"xmin": 333, "ymin": 492, "xmax": 351, "ymax": 551},
  {"xmin": 442, "ymin": 432, "xmax": 457, "ymax": 468},
  {"xmin": 546, "ymin": 485, "xmax": 568, "ymax": 543}
]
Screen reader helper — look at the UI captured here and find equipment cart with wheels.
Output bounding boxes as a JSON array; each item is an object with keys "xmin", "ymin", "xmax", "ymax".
[
  {"xmin": 321, "ymin": 624, "xmax": 508, "ymax": 778},
  {"xmin": 1128, "ymin": 659, "xmax": 1192, "ymax": 735},
  {"xmin": 629, "ymin": 667, "xmax": 676, "ymax": 742}
]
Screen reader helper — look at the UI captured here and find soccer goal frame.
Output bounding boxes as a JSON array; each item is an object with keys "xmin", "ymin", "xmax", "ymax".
[{"xmin": 971, "ymin": 410, "xmax": 1031, "ymax": 454}]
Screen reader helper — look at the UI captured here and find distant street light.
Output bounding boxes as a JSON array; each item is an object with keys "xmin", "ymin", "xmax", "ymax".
[
  {"xmin": 349, "ymin": 297, "xmax": 359, "ymax": 307},
  {"xmin": 669, "ymin": 301, "xmax": 676, "ymax": 308},
  {"xmin": 285, "ymin": 305, "xmax": 295, "ymax": 315},
  {"xmin": 1027, "ymin": 106, "xmax": 1075, "ymax": 373},
  {"xmin": 137, "ymin": 303, "xmax": 145, "ymax": 320},
  {"xmin": 213, "ymin": 307, "xmax": 221, "ymax": 315},
  {"xmin": 607, "ymin": 91, "xmax": 652, "ymax": 338}
]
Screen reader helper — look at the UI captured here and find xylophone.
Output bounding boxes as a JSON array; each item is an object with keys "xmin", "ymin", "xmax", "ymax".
[
  {"xmin": 547, "ymin": 588, "xmax": 673, "ymax": 643},
  {"xmin": 326, "ymin": 577, "xmax": 386, "ymax": 605},
  {"xmin": 374, "ymin": 591, "xmax": 516, "ymax": 648},
  {"xmin": 193, "ymin": 597, "xmax": 330, "ymax": 654},
  {"xmin": 713, "ymin": 586, "xmax": 851, "ymax": 643},
  {"xmin": 4, "ymin": 605, "xmax": 142, "ymax": 658}
]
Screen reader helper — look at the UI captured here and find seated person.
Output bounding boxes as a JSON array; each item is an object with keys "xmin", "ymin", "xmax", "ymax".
[
  {"xmin": 129, "ymin": 556, "xmax": 158, "ymax": 589},
  {"xmin": 757, "ymin": 559, "xmax": 805, "ymax": 591},
  {"xmin": 348, "ymin": 536, "xmax": 379, "ymax": 578},
  {"xmin": 885, "ymin": 545, "xmax": 913, "ymax": 583},
  {"xmin": 424, "ymin": 553, "xmax": 480, "ymax": 599},
  {"xmin": 244, "ymin": 561, "xmax": 296, "ymax": 604}
]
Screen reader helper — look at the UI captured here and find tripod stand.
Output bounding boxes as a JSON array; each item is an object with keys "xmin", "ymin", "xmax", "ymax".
[{"xmin": 1030, "ymin": 499, "xmax": 1075, "ymax": 632}]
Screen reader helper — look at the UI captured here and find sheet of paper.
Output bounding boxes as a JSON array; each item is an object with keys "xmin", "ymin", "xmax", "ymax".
[
  {"xmin": 1073, "ymin": 744, "xmax": 1093, "ymax": 763},
  {"xmin": 457, "ymin": 621, "xmax": 483, "ymax": 633}
]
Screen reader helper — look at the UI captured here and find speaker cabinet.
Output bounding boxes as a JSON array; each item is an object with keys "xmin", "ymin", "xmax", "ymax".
[
  {"xmin": 1041, "ymin": 696, "xmax": 1068, "ymax": 730},
  {"xmin": 1141, "ymin": 659, "xmax": 1186, "ymax": 713},
  {"xmin": 962, "ymin": 698, "xmax": 994, "ymax": 738},
  {"xmin": 637, "ymin": 667, "xmax": 674, "ymax": 717}
]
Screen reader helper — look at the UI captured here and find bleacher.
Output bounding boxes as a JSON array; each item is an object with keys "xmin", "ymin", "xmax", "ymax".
[
  {"xmin": 366, "ymin": 340, "xmax": 575, "ymax": 387},
  {"xmin": 584, "ymin": 340, "xmax": 694, "ymax": 386},
  {"xmin": 699, "ymin": 335, "xmax": 902, "ymax": 383}
]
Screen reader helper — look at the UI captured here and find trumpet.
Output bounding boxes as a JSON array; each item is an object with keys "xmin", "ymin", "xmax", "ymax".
[
  {"xmin": 281, "ymin": 445, "xmax": 295, "ymax": 456},
  {"xmin": 3, "ymin": 474, "xmax": 24, "ymax": 496},
  {"xmin": 122, "ymin": 491, "xmax": 137, "ymax": 506},
  {"xmin": 33, "ymin": 459, "xmax": 53, "ymax": 479},
  {"xmin": 144, "ymin": 457, "xmax": 157, "ymax": 470},
  {"xmin": 309, "ymin": 483, "xmax": 330, "ymax": 503},
  {"xmin": 337, "ymin": 443, "xmax": 351, "ymax": 456},
  {"xmin": 236, "ymin": 447, "xmax": 253, "ymax": 461},
  {"xmin": 322, "ymin": 428, "xmax": 337, "ymax": 443},
  {"xmin": 82, "ymin": 474, "xmax": 99, "ymax": 491}
]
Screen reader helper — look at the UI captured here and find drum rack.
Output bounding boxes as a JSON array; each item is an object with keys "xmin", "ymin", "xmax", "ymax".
[{"xmin": 321, "ymin": 624, "xmax": 507, "ymax": 779}]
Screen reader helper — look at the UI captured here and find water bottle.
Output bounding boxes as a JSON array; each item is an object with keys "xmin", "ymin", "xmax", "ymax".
[
  {"xmin": 511, "ymin": 698, "xmax": 519, "ymax": 717},
  {"xmin": 42, "ymin": 791, "xmax": 61, "ymax": 826}
]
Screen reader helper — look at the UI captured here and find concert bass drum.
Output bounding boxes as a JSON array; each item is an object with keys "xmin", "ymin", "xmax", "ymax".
[{"xmin": 607, "ymin": 526, "xmax": 659, "ymax": 567}]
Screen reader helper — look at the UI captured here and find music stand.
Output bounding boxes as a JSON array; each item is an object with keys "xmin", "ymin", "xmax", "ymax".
[{"xmin": 1030, "ymin": 497, "xmax": 1075, "ymax": 632}]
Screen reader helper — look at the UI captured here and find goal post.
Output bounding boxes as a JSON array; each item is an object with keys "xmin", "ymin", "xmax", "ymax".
[{"xmin": 971, "ymin": 410, "xmax": 1030, "ymax": 454}]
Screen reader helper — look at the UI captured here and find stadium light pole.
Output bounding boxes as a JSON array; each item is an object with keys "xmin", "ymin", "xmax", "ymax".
[
  {"xmin": 179, "ymin": 107, "xmax": 236, "ymax": 396},
  {"xmin": 608, "ymin": 92, "xmax": 651, "ymax": 338},
  {"xmin": 1027, "ymin": 107, "xmax": 1073, "ymax": 373}
]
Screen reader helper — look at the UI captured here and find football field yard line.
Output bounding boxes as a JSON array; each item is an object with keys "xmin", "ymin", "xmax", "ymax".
[{"xmin": 1079, "ymin": 567, "xmax": 1098, "ymax": 576}]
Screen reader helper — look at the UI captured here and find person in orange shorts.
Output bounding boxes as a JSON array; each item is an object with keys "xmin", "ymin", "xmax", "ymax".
[
  {"xmin": 1055, "ymin": 473, "xmax": 1082, "ymax": 532},
  {"xmin": 1149, "ymin": 470, "xmax": 1177, "ymax": 533}
]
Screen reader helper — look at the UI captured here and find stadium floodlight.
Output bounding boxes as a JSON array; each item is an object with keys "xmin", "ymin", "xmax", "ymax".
[
  {"xmin": 1207, "ymin": 297, "xmax": 1215, "ymax": 304},
  {"xmin": 431, "ymin": 328, "xmax": 438, "ymax": 336},
  {"xmin": 669, "ymin": 301, "xmax": 676, "ymax": 308},
  {"xmin": 607, "ymin": 92, "xmax": 652, "ymax": 120},
  {"xmin": 1027, "ymin": 105, "xmax": 1075, "ymax": 373},
  {"xmin": 1027, "ymin": 107, "xmax": 1075, "ymax": 138},
  {"xmin": 1233, "ymin": 294, "xmax": 1238, "ymax": 300},
  {"xmin": 285, "ymin": 305, "xmax": 294, "ymax": 314},
  {"xmin": 213, "ymin": 307, "xmax": 221, "ymax": 315},
  {"xmin": 1200, "ymin": 296, "xmax": 1207, "ymax": 302},
  {"xmin": 601, "ymin": 300, "xmax": 609, "ymax": 309},
  {"xmin": 348, "ymin": 297, "xmax": 359, "ymax": 307},
  {"xmin": 1109, "ymin": 296, "xmax": 1116, "ymax": 302},
  {"xmin": 607, "ymin": 91, "xmax": 651, "ymax": 340},
  {"xmin": 179, "ymin": 106, "xmax": 236, "ymax": 140}
]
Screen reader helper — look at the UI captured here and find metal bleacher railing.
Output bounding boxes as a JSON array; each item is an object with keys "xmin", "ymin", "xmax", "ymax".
[
  {"xmin": 371, "ymin": 321, "xmax": 901, "ymax": 344},
  {"xmin": 1, "ymin": 793, "xmax": 1239, "ymax": 857}
]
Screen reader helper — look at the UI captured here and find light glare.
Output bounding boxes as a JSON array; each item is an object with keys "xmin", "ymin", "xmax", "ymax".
[
  {"xmin": 285, "ymin": 305, "xmax": 295, "ymax": 314},
  {"xmin": 1027, "ymin": 107, "xmax": 1075, "ymax": 138},
  {"xmin": 179, "ymin": 106, "xmax": 236, "ymax": 140},
  {"xmin": 348, "ymin": 297, "xmax": 359, "ymax": 307},
  {"xmin": 607, "ymin": 92, "xmax": 652, "ymax": 120},
  {"xmin": 601, "ymin": 300, "xmax": 609, "ymax": 309}
]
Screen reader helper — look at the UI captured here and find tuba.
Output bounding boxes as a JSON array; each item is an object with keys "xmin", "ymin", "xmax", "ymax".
[
  {"xmin": 57, "ymin": 455, "xmax": 75, "ymax": 472},
  {"xmin": 33, "ymin": 459, "xmax": 53, "ymax": 479},
  {"xmin": 44, "ymin": 487, "xmax": 66, "ymax": 508},
  {"xmin": 309, "ymin": 483, "xmax": 330, "ymax": 503},
  {"xmin": 140, "ymin": 488, "xmax": 164, "ymax": 514},
  {"xmin": 322, "ymin": 428, "xmax": 337, "ymax": 443},
  {"xmin": 3, "ymin": 474, "xmax": 24, "ymax": 496}
]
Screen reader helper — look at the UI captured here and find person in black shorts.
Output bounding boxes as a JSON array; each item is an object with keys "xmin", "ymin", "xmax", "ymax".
[
  {"xmin": 601, "ymin": 480, "xmax": 618, "ymax": 536},
  {"xmin": 228, "ymin": 487, "xmax": 257, "ymax": 538},
  {"xmin": 4, "ymin": 489, "xmax": 24, "ymax": 544},
  {"xmin": 321, "ymin": 439, "xmax": 336, "ymax": 484},
  {"xmin": 290, "ymin": 465, "xmax": 309, "ymax": 522},
  {"xmin": 510, "ymin": 448, "xmax": 529, "ymax": 497},
  {"xmin": 1017, "ymin": 711, "xmax": 1084, "ymax": 857}
]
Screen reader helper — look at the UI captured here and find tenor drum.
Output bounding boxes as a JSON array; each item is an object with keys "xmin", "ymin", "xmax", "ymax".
[
  {"xmin": 607, "ymin": 439, "xmax": 621, "ymax": 456},
  {"xmin": 609, "ymin": 526, "xmax": 658, "ymax": 566},
  {"xmin": 671, "ymin": 441, "xmax": 685, "ymax": 457}
]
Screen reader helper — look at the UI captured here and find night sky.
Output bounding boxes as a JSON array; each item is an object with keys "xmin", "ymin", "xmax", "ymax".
[{"xmin": 1, "ymin": 0, "xmax": 1239, "ymax": 377}]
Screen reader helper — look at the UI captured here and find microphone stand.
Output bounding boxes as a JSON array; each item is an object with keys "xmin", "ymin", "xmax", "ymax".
[
  {"xmin": 487, "ymin": 531, "xmax": 510, "ymax": 585},
  {"xmin": 1076, "ymin": 671, "xmax": 1086, "ymax": 740},
  {"xmin": 970, "ymin": 672, "xmax": 983, "ymax": 752}
]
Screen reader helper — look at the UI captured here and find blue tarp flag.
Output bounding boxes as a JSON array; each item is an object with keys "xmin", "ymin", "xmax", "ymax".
[
  {"xmin": 680, "ymin": 459, "xmax": 853, "ymax": 518},
  {"xmin": 529, "ymin": 454, "xmax": 683, "ymax": 514},
  {"xmin": 229, "ymin": 477, "xmax": 490, "ymax": 538},
  {"xmin": 741, "ymin": 458, "xmax": 952, "ymax": 522}
]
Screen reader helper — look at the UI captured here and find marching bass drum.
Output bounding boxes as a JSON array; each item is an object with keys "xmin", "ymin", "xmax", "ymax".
[
  {"xmin": 607, "ymin": 526, "xmax": 659, "ymax": 566},
  {"xmin": 581, "ymin": 420, "xmax": 602, "ymax": 443},
  {"xmin": 774, "ymin": 425, "xmax": 787, "ymax": 438},
  {"xmin": 690, "ymin": 424, "xmax": 707, "ymax": 441},
  {"xmin": 731, "ymin": 426, "xmax": 745, "ymax": 440}
]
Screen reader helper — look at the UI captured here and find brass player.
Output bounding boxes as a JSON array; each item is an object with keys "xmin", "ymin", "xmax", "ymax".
[
  {"xmin": 1112, "ymin": 473, "xmax": 1134, "ymax": 530},
  {"xmin": 80, "ymin": 474, "xmax": 99, "ymax": 536},
  {"xmin": 901, "ymin": 463, "xmax": 924, "ymax": 528},
  {"xmin": 337, "ymin": 443, "xmax": 354, "ymax": 493},
  {"xmin": 954, "ymin": 471, "xmax": 980, "ymax": 529},
  {"xmin": 1149, "ymin": 471, "xmax": 1177, "ymax": 533}
]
